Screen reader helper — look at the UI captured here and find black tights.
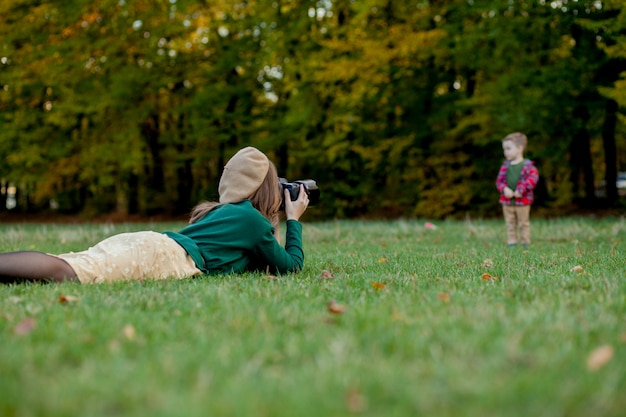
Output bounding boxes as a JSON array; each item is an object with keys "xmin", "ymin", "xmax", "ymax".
[{"xmin": 0, "ymin": 251, "xmax": 79, "ymax": 284}]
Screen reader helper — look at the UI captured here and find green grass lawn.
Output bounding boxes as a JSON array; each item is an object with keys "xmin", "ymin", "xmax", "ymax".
[{"xmin": 1, "ymin": 218, "xmax": 624, "ymax": 417}]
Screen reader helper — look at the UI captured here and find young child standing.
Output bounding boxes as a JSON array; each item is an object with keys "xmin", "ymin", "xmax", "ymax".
[{"xmin": 495, "ymin": 132, "xmax": 539, "ymax": 246}]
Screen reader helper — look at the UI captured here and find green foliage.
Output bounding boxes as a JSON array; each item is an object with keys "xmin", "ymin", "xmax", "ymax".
[{"xmin": 1, "ymin": 1, "xmax": 625, "ymax": 218}]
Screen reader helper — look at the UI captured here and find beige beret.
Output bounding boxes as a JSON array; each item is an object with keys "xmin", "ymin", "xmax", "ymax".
[{"xmin": 219, "ymin": 147, "xmax": 270, "ymax": 203}]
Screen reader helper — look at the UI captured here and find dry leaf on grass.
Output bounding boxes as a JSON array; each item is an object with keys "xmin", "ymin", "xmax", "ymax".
[
  {"xmin": 345, "ymin": 388, "xmax": 367, "ymax": 413},
  {"xmin": 327, "ymin": 299, "xmax": 347, "ymax": 315},
  {"xmin": 59, "ymin": 294, "xmax": 80, "ymax": 304},
  {"xmin": 372, "ymin": 281, "xmax": 386, "ymax": 290},
  {"xmin": 482, "ymin": 273, "xmax": 499, "ymax": 281},
  {"xmin": 437, "ymin": 292, "xmax": 450, "ymax": 303},
  {"xmin": 570, "ymin": 265, "xmax": 584, "ymax": 273},
  {"xmin": 122, "ymin": 324, "xmax": 136, "ymax": 341},
  {"xmin": 264, "ymin": 275, "xmax": 280, "ymax": 281},
  {"xmin": 13, "ymin": 317, "xmax": 36, "ymax": 335},
  {"xmin": 320, "ymin": 270, "xmax": 335, "ymax": 280},
  {"xmin": 482, "ymin": 258, "xmax": 494, "ymax": 269},
  {"xmin": 587, "ymin": 344, "xmax": 614, "ymax": 371},
  {"xmin": 378, "ymin": 257, "xmax": 389, "ymax": 263},
  {"xmin": 263, "ymin": 266, "xmax": 280, "ymax": 280}
]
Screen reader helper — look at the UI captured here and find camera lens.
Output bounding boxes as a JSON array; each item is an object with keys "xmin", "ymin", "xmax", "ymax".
[{"xmin": 279, "ymin": 178, "xmax": 319, "ymax": 206}]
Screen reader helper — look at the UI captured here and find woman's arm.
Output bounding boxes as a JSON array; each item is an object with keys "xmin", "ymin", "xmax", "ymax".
[
  {"xmin": 251, "ymin": 186, "xmax": 309, "ymax": 273},
  {"xmin": 251, "ymin": 220, "xmax": 304, "ymax": 273}
]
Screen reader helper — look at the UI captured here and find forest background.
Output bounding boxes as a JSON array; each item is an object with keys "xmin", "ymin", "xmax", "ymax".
[{"xmin": 2, "ymin": 0, "xmax": 626, "ymax": 221}]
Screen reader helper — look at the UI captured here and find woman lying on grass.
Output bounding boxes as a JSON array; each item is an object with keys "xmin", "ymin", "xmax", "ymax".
[{"xmin": 0, "ymin": 147, "xmax": 309, "ymax": 284}]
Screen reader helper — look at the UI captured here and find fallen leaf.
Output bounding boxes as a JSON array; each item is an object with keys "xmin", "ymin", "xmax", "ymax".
[
  {"xmin": 345, "ymin": 388, "xmax": 367, "ymax": 413},
  {"xmin": 437, "ymin": 292, "xmax": 450, "ymax": 303},
  {"xmin": 327, "ymin": 299, "xmax": 347, "ymax": 315},
  {"xmin": 482, "ymin": 273, "xmax": 499, "ymax": 281},
  {"xmin": 122, "ymin": 324, "xmax": 136, "ymax": 341},
  {"xmin": 372, "ymin": 281, "xmax": 386, "ymax": 291},
  {"xmin": 264, "ymin": 275, "xmax": 280, "ymax": 281},
  {"xmin": 320, "ymin": 270, "xmax": 335, "ymax": 280},
  {"xmin": 390, "ymin": 309, "xmax": 411, "ymax": 324},
  {"xmin": 377, "ymin": 257, "xmax": 389, "ymax": 263},
  {"xmin": 59, "ymin": 294, "xmax": 80, "ymax": 304},
  {"xmin": 587, "ymin": 344, "xmax": 614, "ymax": 371},
  {"xmin": 482, "ymin": 258, "xmax": 494, "ymax": 269},
  {"xmin": 570, "ymin": 265, "xmax": 584, "ymax": 273},
  {"xmin": 13, "ymin": 317, "xmax": 36, "ymax": 335}
]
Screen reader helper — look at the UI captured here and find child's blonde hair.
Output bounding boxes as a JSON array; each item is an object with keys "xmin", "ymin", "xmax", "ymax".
[{"xmin": 503, "ymin": 132, "xmax": 527, "ymax": 148}]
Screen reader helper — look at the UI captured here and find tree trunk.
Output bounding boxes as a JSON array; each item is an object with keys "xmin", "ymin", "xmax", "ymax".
[
  {"xmin": 570, "ymin": 104, "xmax": 596, "ymax": 205},
  {"xmin": 602, "ymin": 98, "xmax": 618, "ymax": 204},
  {"xmin": 176, "ymin": 152, "xmax": 193, "ymax": 214},
  {"xmin": 140, "ymin": 114, "xmax": 166, "ymax": 214},
  {"xmin": 141, "ymin": 114, "xmax": 165, "ymax": 192}
]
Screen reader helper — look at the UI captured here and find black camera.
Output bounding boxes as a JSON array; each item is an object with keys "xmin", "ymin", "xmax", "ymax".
[{"xmin": 279, "ymin": 178, "xmax": 319, "ymax": 206}]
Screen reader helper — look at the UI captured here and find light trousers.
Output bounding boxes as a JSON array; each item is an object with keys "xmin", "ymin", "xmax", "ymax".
[{"xmin": 502, "ymin": 205, "xmax": 531, "ymax": 245}]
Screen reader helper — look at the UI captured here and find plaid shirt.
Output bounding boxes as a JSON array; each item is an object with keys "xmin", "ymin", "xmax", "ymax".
[{"xmin": 495, "ymin": 159, "xmax": 539, "ymax": 206}]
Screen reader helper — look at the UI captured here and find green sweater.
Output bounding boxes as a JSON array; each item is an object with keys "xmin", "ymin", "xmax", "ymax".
[{"xmin": 163, "ymin": 200, "xmax": 304, "ymax": 274}]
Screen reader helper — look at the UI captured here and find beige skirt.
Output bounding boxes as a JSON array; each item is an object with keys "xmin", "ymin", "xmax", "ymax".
[{"xmin": 55, "ymin": 231, "xmax": 202, "ymax": 284}]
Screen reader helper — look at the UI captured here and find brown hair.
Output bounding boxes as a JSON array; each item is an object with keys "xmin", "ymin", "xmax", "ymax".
[
  {"xmin": 189, "ymin": 161, "xmax": 282, "ymax": 227},
  {"xmin": 503, "ymin": 132, "xmax": 527, "ymax": 148}
]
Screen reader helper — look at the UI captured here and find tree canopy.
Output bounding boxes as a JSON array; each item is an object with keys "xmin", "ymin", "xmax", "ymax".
[{"xmin": 1, "ymin": 0, "xmax": 625, "ymax": 219}]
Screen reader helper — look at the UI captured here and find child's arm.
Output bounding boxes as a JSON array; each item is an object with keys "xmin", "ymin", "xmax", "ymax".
[
  {"xmin": 517, "ymin": 163, "xmax": 539, "ymax": 195},
  {"xmin": 495, "ymin": 163, "xmax": 509, "ymax": 192}
]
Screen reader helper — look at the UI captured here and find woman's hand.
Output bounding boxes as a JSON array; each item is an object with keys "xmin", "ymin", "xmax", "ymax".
[{"xmin": 285, "ymin": 184, "xmax": 309, "ymax": 221}]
